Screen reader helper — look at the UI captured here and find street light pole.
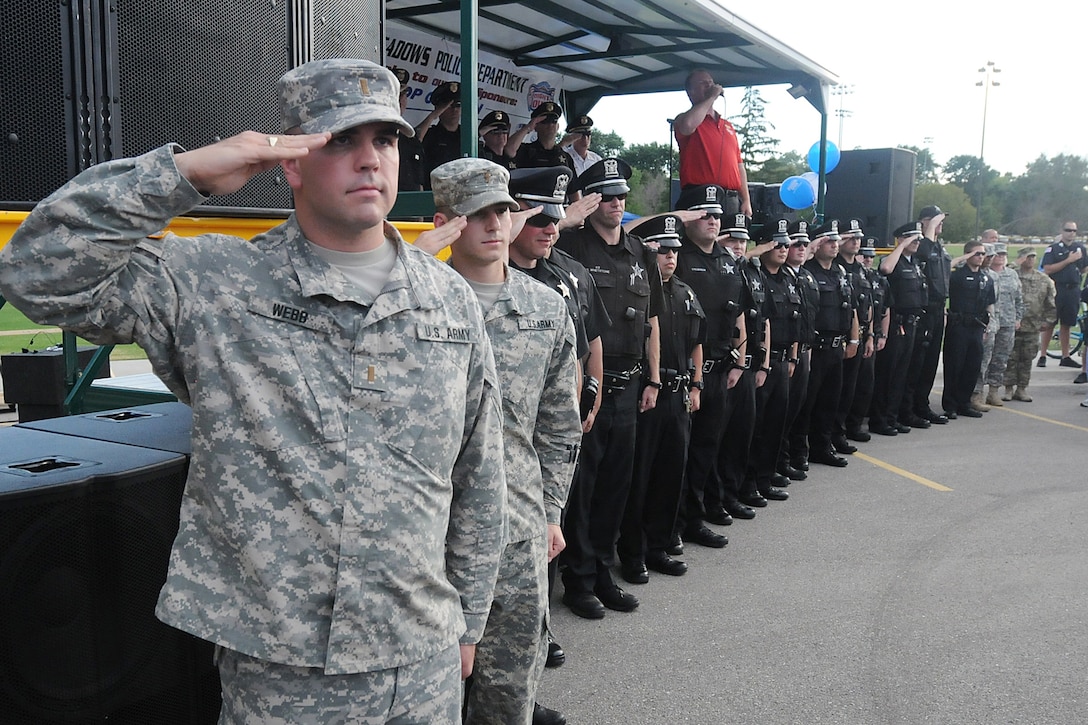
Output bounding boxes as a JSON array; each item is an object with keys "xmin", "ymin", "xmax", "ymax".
[
  {"xmin": 831, "ymin": 84, "xmax": 853, "ymax": 149},
  {"xmin": 975, "ymin": 61, "xmax": 1001, "ymax": 238}
]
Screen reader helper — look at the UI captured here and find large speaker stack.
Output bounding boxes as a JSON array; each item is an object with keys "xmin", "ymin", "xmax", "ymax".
[
  {"xmin": 0, "ymin": 403, "xmax": 220, "ymax": 724},
  {"xmin": 824, "ymin": 148, "xmax": 917, "ymax": 245},
  {"xmin": 1, "ymin": 0, "xmax": 383, "ymax": 212}
]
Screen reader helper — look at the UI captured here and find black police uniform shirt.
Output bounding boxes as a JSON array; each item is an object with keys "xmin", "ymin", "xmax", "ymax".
[
  {"xmin": 1041, "ymin": 240, "xmax": 1088, "ymax": 287},
  {"xmin": 916, "ymin": 237, "xmax": 952, "ymax": 302},
  {"xmin": 478, "ymin": 142, "xmax": 517, "ymax": 171},
  {"xmin": 548, "ymin": 247, "xmax": 611, "ymax": 343},
  {"xmin": 659, "ymin": 276, "xmax": 706, "ymax": 374},
  {"xmin": 556, "ymin": 226, "xmax": 663, "ymax": 362},
  {"xmin": 837, "ymin": 255, "xmax": 872, "ymax": 332},
  {"xmin": 737, "ymin": 258, "xmax": 771, "ymax": 366},
  {"xmin": 398, "ymin": 135, "xmax": 428, "ymax": 192},
  {"xmin": 787, "ymin": 264, "xmax": 820, "ymax": 346},
  {"xmin": 803, "ymin": 259, "xmax": 852, "ymax": 334},
  {"xmin": 674, "ymin": 239, "xmax": 745, "ymax": 362},
  {"xmin": 865, "ymin": 266, "xmax": 889, "ymax": 325},
  {"xmin": 515, "ymin": 139, "xmax": 576, "ymax": 172},
  {"xmin": 948, "ymin": 265, "xmax": 997, "ymax": 319},
  {"xmin": 422, "ymin": 124, "xmax": 461, "ymax": 182},
  {"xmin": 511, "ymin": 258, "xmax": 590, "ymax": 359},
  {"xmin": 763, "ymin": 267, "xmax": 803, "ymax": 350},
  {"xmin": 883, "ymin": 254, "xmax": 927, "ymax": 313}
]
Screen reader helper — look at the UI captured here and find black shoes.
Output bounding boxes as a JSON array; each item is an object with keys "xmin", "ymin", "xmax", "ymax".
[
  {"xmin": 704, "ymin": 507, "xmax": 734, "ymax": 526},
  {"xmin": 1075, "ymin": 372, "xmax": 1087, "ymax": 384},
  {"xmin": 533, "ymin": 703, "xmax": 568, "ymax": 725},
  {"xmin": 778, "ymin": 463, "xmax": 807, "ymax": 481},
  {"xmin": 594, "ymin": 583, "xmax": 639, "ymax": 612},
  {"xmin": 682, "ymin": 524, "xmax": 729, "ymax": 548},
  {"xmin": 620, "ymin": 560, "xmax": 649, "ymax": 585},
  {"xmin": 846, "ymin": 428, "xmax": 872, "ymax": 442},
  {"xmin": 1060, "ymin": 356, "xmax": 1081, "ymax": 368},
  {"xmin": 724, "ymin": 501, "xmax": 757, "ymax": 519},
  {"xmin": 904, "ymin": 414, "xmax": 932, "ymax": 429},
  {"xmin": 1037, "ymin": 356, "xmax": 1047, "ymax": 367},
  {"xmin": 870, "ymin": 423, "xmax": 898, "ymax": 436},
  {"xmin": 770, "ymin": 473, "xmax": 792, "ymax": 488},
  {"xmin": 895, "ymin": 423, "xmax": 911, "ymax": 434},
  {"xmin": 665, "ymin": 534, "xmax": 684, "ymax": 556},
  {"xmin": 831, "ymin": 434, "xmax": 858, "ymax": 454},
  {"xmin": 546, "ymin": 640, "xmax": 565, "ymax": 668},
  {"xmin": 562, "ymin": 591, "xmax": 606, "ymax": 619},
  {"xmin": 923, "ymin": 409, "xmax": 949, "ymax": 424},
  {"xmin": 791, "ymin": 458, "xmax": 810, "ymax": 472},
  {"xmin": 646, "ymin": 550, "xmax": 688, "ymax": 576},
  {"xmin": 759, "ymin": 486, "xmax": 789, "ymax": 501},
  {"xmin": 742, "ymin": 492, "xmax": 769, "ymax": 508},
  {"xmin": 958, "ymin": 407, "xmax": 984, "ymax": 418},
  {"xmin": 809, "ymin": 449, "xmax": 848, "ymax": 467},
  {"xmin": 943, "ymin": 409, "xmax": 958, "ymax": 420}
]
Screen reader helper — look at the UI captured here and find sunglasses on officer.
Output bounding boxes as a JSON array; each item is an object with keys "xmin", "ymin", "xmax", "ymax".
[
  {"xmin": 601, "ymin": 193, "xmax": 627, "ymax": 203},
  {"xmin": 701, "ymin": 212, "xmax": 722, "ymax": 220},
  {"xmin": 525, "ymin": 214, "xmax": 561, "ymax": 228}
]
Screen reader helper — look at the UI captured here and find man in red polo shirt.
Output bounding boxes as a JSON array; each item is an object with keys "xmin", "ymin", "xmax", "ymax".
[{"xmin": 673, "ymin": 68, "xmax": 752, "ymax": 218}]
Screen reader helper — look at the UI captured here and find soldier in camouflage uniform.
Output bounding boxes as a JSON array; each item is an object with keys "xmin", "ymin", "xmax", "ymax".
[
  {"xmin": 1005, "ymin": 247, "xmax": 1056, "ymax": 402},
  {"xmin": 432, "ymin": 159, "xmax": 581, "ymax": 725},
  {"xmin": 975, "ymin": 243, "xmax": 1023, "ymax": 407},
  {"xmin": 0, "ymin": 59, "xmax": 508, "ymax": 724}
]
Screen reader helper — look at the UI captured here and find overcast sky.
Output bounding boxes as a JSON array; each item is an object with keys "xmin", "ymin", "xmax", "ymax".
[{"xmin": 589, "ymin": 1, "xmax": 1085, "ymax": 177}]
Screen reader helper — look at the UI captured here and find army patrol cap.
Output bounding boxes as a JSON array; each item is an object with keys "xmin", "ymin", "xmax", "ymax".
[
  {"xmin": 630, "ymin": 214, "xmax": 683, "ymax": 249},
  {"xmin": 479, "ymin": 110, "xmax": 511, "ymax": 136},
  {"xmin": 278, "ymin": 59, "xmax": 415, "ymax": 137},
  {"xmin": 810, "ymin": 219, "xmax": 841, "ymax": 241},
  {"xmin": 431, "ymin": 81, "xmax": 461, "ymax": 106},
  {"xmin": 787, "ymin": 219, "xmax": 810, "ymax": 241},
  {"xmin": 676, "ymin": 184, "xmax": 726, "ymax": 215},
  {"xmin": 893, "ymin": 221, "xmax": 924, "ymax": 238},
  {"xmin": 983, "ymin": 243, "xmax": 996, "ymax": 257},
  {"xmin": 531, "ymin": 101, "xmax": 563, "ymax": 122},
  {"xmin": 1017, "ymin": 247, "xmax": 1037, "ymax": 259},
  {"xmin": 721, "ymin": 212, "xmax": 750, "ymax": 240},
  {"xmin": 573, "ymin": 158, "xmax": 632, "ymax": 196},
  {"xmin": 566, "ymin": 114, "xmax": 594, "ymax": 133},
  {"xmin": 431, "ymin": 158, "xmax": 519, "ymax": 217},
  {"xmin": 993, "ymin": 242, "xmax": 1008, "ymax": 255},
  {"xmin": 509, "ymin": 166, "xmax": 572, "ymax": 220}
]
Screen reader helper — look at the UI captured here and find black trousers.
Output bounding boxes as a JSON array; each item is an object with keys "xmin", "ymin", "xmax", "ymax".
[
  {"xmin": 846, "ymin": 347, "xmax": 875, "ymax": 433},
  {"xmin": 679, "ymin": 367, "xmax": 729, "ymax": 532},
  {"xmin": 870, "ymin": 321, "xmax": 916, "ymax": 428},
  {"xmin": 618, "ymin": 387, "xmax": 690, "ymax": 562},
  {"xmin": 904, "ymin": 303, "xmax": 945, "ymax": 419},
  {"xmin": 835, "ymin": 344, "xmax": 863, "ymax": 435},
  {"xmin": 797, "ymin": 344, "xmax": 844, "ymax": 455},
  {"xmin": 706, "ymin": 370, "xmax": 756, "ymax": 512},
  {"xmin": 941, "ymin": 320, "xmax": 985, "ymax": 413},
  {"xmin": 748, "ymin": 362, "xmax": 790, "ymax": 485},
  {"xmin": 560, "ymin": 382, "xmax": 638, "ymax": 594},
  {"xmin": 782, "ymin": 349, "xmax": 811, "ymax": 467}
]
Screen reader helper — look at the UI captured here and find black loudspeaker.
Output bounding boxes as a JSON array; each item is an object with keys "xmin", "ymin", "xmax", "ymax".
[
  {"xmin": 824, "ymin": 148, "xmax": 916, "ymax": 245},
  {"xmin": 0, "ymin": 427, "xmax": 219, "ymax": 724},
  {"xmin": 1, "ymin": 0, "xmax": 383, "ymax": 210},
  {"xmin": 19, "ymin": 402, "xmax": 193, "ymax": 456},
  {"xmin": 0, "ymin": 347, "xmax": 112, "ymax": 423}
]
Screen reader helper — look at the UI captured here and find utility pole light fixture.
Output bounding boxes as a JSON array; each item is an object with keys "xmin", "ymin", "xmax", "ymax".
[{"xmin": 975, "ymin": 61, "xmax": 1001, "ymax": 238}]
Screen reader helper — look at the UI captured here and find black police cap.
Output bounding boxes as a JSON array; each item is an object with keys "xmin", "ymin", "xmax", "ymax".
[
  {"xmin": 630, "ymin": 214, "xmax": 683, "ymax": 248},
  {"xmin": 571, "ymin": 157, "xmax": 631, "ymax": 196},
  {"xmin": 893, "ymin": 221, "xmax": 924, "ymax": 238},
  {"xmin": 509, "ymin": 166, "xmax": 573, "ymax": 219},
  {"xmin": 676, "ymin": 184, "xmax": 726, "ymax": 214}
]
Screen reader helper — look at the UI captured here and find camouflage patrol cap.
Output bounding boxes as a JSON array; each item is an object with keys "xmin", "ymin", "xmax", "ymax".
[
  {"xmin": 278, "ymin": 59, "xmax": 415, "ymax": 137},
  {"xmin": 1017, "ymin": 246, "xmax": 1037, "ymax": 259},
  {"xmin": 993, "ymin": 242, "xmax": 1007, "ymax": 255},
  {"xmin": 431, "ymin": 158, "xmax": 519, "ymax": 216}
]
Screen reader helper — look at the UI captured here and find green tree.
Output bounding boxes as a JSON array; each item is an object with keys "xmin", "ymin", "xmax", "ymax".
[
  {"xmin": 1004, "ymin": 154, "xmax": 1088, "ymax": 236},
  {"xmin": 729, "ymin": 86, "xmax": 779, "ymax": 172},
  {"xmin": 749, "ymin": 150, "xmax": 806, "ymax": 184},
  {"xmin": 898, "ymin": 145, "xmax": 939, "ymax": 184},
  {"xmin": 913, "ymin": 183, "xmax": 975, "ymax": 242},
  {"xmin": 624, "ymin": 141, "xmax": 673, "ymax": 177},
  {"xmin": 625, "ymin": 168, "xmax": 671, "ymax": 215},
  {"xmin": 593, "ymin": 129, "xmax": 626, "ymax": 159}
]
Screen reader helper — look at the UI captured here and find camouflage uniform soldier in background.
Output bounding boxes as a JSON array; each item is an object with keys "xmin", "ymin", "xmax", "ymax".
[
  {"xmin": 432, "ymin": 158, "xmax": 581, "ymax": 725},
  {"xmin": 0, "ymin": 59, "xmax": 508, "ymax": 723},
  {"xmin": 976, "ymin": 243, "xmax": 1023, "ymax": 407},
  {"xmin": 1005, "ymin": 247, "xmax": 1056, "ymax": 402}
]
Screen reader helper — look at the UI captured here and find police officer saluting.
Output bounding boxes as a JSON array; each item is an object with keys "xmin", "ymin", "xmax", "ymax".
[
  {"xmin": 831, "ymin": 218, "xmax": 873, "ymax": 454},
  {"xmin": 941, "ymin": 241, "xmax": 997, "ymax": 418},
  {"xmin": 781, "ymin": 221, "xmax": 820, "ymax": 479}
]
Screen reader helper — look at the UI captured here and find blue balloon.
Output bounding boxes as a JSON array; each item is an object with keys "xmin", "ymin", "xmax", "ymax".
[
  {"xmin": 779, "ymin": 175, "xmax": 816, "ymax": 210},
  {"xmin": 807, "ymin": 141, "xmax": 840, "ymax": 173}
]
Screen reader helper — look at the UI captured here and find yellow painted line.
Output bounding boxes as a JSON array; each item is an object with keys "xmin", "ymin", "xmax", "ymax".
[
  {"xmin": 996, "ymin": 406, "xmax": 1088, "ymax": 434},
  {"xmin": 853, "ymin": 451, "xmax": 953, "ymax": 492}
]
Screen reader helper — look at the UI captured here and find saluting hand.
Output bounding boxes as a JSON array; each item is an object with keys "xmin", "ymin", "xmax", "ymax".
[{"xmin": 174, "ymin": 131, "xmax": 330, "ymax": 197}]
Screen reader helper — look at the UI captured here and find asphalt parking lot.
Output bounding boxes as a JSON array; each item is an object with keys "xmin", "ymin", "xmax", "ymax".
[{"xmin": 538, "ymin": 362, "xmax": 1088, "ymax": 724}]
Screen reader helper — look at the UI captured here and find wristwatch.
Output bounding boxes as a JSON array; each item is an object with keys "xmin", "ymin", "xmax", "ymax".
[
  {"xmin": 691, "ymin": 379, "xmax": 705, "ymax": 390},
  {"xmin": 644, "ymin": 380, "xmax": 663, "ymax": 390}
]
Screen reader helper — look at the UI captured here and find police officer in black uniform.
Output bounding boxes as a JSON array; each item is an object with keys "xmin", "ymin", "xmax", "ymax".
[
  {"xmin": 831, "ymin": 218, "xmax": 873, "ymax": 454},
  {"xmin": 781, "ymin": 220, "xmax": 819, "ymax": 479},
  {"xmin": 420, "ymin": 81, "xmax": 463, "ymax": 185},
  {"xmin": 942, "ymin": 240, "xmax": 997, "ymax": 418},
  {"xmin": 555, "ymin": 158, "xmax": 663, "ymax": 619},
  {"xmin": 716, "ymin": 215, "xmax": 782, "ymax": 507},
  {"xmin": 1040, "ymin": 222, "xmax": 1088, "ymax": 367},
  {"xmin": 478, "ymin": 110, "xmax": 518, "ymax": 170},
  {"xmin": 389, "ymin": 67, "xmax": 428, "ymax": 193},
  {"xmin": 846, "ymin": 239, "xmax": 888, "ymax": 440},
  {"xmin": 747, "ymin": 218, "xmax": 802, "ymax": 497},
  {"xmin": 514, "ymin": 102, "xmax": 577, "ymax": 171},
  {"xmin": 618, "ymin": 215, "xmax": 704, "ymax": 582},
  {"xmin": 798, "ymin": 220, "xmax": 859, "ymax": 467},
  {"xmin": 674, "ymin": 184, "xmax": 751, "ymax": 540},
  {"xmin": 870, "ymin": 222, "xmax": 928, "ymax": 436},
  {"xmin": 903, "ymin": 205, "xmax": 952, "ymax": 426}
]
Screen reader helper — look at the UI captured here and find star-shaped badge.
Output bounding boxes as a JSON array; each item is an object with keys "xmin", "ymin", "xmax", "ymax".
[{"xmin": 629, "ymin": 262, "xmax": 645, "ymax": 285}]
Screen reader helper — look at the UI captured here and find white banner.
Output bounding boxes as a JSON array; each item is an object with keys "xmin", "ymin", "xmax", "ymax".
[{"xmin": 384, "ymin": 23, "xmax": 567, "ymax": 132}]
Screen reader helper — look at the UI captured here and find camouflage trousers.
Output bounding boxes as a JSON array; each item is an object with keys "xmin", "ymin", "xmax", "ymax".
[
  {"xmin": 464, "ymin": 534, "xmax": 549, "ymax": 725},
  {"xmin": 215, "ymin": 643, "xmax": 461, "ymax": 724},
  {"xmin": 1004, "ymin": 330, "xmax": 1039, "ymax": 389},
  {"xmin": 976, "ymin": 325, "xmax": 1016, "ymax": 391}
]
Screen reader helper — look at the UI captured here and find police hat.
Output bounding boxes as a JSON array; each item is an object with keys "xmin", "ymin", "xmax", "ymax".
[
  {"xmin": 531, "ymin": 101, "xmax": 563, "ymax": 121},
  {"xmin": 893, "ymin": 221, "xmax": 924, "ymax": 238},
  {"xmin": 566, "ymin": 114, "xmax": 594, "ymax": 133},
  {"xmin": 721, "ymin": 212, "xmax": 750, "ymax": 240},
  {"xmin": 572, "ymin": 158, "xmax": 631, "ymax": 196},
  {"xmin": 478, "ymin": 110, "xmax": 511, "ymax": 135},
  {"xmin": 431, "ymin": 81, "xmax": 461, "ymax": 106},
  {"xmin": 761, "ymin": 217, "xmax": 792, "ymax": 246},
  {"xmin": 810, "ymin": 219, "xmax": 841, "ymax": 241},
  {"xmin": 630, "ymin": 214, "xmax": 683, "ymax": 249},
  {"xmin": 918, "ymin": 204, "xmax": 945, "ymax": 219},
  {"xmin": 676, "ymin": 184, "xmax": 726, "ymax": 215},
  {"xmin": 388, "ymin": 67, "xmax": 410, "ymax": 89},
  {"xmin": 860, "ymin": 236, "xmax": 878, "ymax": 256},
  {"xmin": 841, "ymin": 218, "xmax": 864, "ymax": 238},
  {"xmin": 508, "ymin": 166, "xmax": 572, "ymax": 220},
  {"xmin": 787, "ymin": 219, "xmax": 810, "ymax": 240}
]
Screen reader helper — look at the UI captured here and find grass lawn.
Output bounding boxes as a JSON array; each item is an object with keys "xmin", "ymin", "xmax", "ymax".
[{"xmin": 0, "ymin": 301, "xmax": 147, "ymax": 360}]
